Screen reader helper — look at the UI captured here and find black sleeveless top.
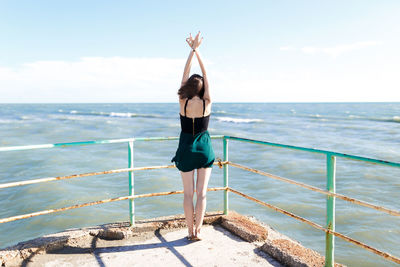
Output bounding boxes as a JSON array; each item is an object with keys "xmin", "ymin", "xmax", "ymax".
[{"xmin": 180, "ymin": 98, "xmax": 210, "ymax": 135}]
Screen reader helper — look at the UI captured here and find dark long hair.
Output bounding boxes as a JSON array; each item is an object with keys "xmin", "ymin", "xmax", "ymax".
[{"xmin": 178, "ymin": 74, "xmax": 204, "ymax": 99}]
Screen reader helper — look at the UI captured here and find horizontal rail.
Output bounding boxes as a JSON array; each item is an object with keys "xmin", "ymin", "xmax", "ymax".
[
  {"xmin": 0, "ymin": 135, "xmax": 225, "ymax": 152},
  {"xmin": 0, "ymin": 138, "xmax": 135, "ymax": 152},
  {"xmin": 0, "ymin": 166, "xmax": 173, "ymax": 189},
  {"xmin": 229, "ymin": 162, "xmax": 400, "ymax": 217},
  {"xmin": 226, "ymin": 136, "xmax": 400, "ymax": 168},
  {"xmin": 0, "ymin": 187, "xmax": 227, "ymax": 224},
  {"xmin": 0, "ymin": 161, "xmax": 229, "ymax": 189},
  {"xmin": 2, "ymin": 135, "xmax": 397, "ymax": 167},
  {"xmin": 228, "ymin": 187, "xmax": 400, "ymax": 264},
  {"xmin": 135, "ymin": 135, "xmax": 224, "ymax": 142}
]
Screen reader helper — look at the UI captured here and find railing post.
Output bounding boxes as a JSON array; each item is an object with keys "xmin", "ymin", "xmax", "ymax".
[
  {"xmin": 128, "ymin": 140, "xmax": 135, "ymax": 226},
  {"xmin": 325, "ymin": 154, "xmax": 336, "ymax": 267},
  {"xmin": 223, "ymin": 136, "xmax": 229, "ymax": 215}
]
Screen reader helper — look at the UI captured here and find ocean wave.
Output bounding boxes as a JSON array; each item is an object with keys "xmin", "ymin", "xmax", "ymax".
[
  {"xmin": 345, "ymin": 114, "xmax": 400, "ymax": 124},
  {"xmin": 0, "ymin": 119, "xmax": 17, "ymax": 124},
  {"xmin": 368, "ymin": 116, "xmax": 400, "ymax": 124},
  {"xmin": 49, "ymin": 114, "xmax": 88, "ymax": 121},
  {"xmin": 215, "ymin": 117, "xmax": 263, "ymax": 123},
  {"xmin": 59, "ymin": 110, "xmax": 163, "ymax": 119},
  {"xmin": 212, "ymin": 110, "xmax": 242, "ymax": 116},
  {"xmin": 0, "ymin": 117, "xmax": 41, "ymax": 124},
  {"xmin": 110, "ymin": 112, "xmax": 135, "ymax": 117},
  {"xmin": 310, "ymin": 114, "xmax": 322, "ymax": 118},
  {"xmin": 19, "ymin": 116, "xmax": 31, "ymax": 120},
  {"xmin": 299, "ymin": 113, "xmax": 400, "ymax": 124},
  {"xmin": 213, "ymin": 110, "xmax": 227, "ymax": 114},
  {"xmin": 348, "ymin": 115, "xmax": 361, "ymax": 119}
]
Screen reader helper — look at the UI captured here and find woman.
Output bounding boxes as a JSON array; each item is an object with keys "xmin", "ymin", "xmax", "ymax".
[{"xmin": 171, "ymin": 31, "xmax": 215, "ymax": 241}]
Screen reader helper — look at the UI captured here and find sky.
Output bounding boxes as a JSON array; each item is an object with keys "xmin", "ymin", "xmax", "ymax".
[{"xmin": 0, "ymin": 0, "xmax": 399, "ymax": 103}]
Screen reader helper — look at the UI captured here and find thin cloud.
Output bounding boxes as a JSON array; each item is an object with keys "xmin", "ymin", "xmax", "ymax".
[
  {"xmin": 0, "ymin": 57, "xmax": 186, "ymax": 102},
  {"xmin": 279, "ymin": 45, "xmax": 296, "ymax": 51},
  {"xmin": 0, "ymin": 54, "xmax": 397, "ymax": 102},
  {"xmin": 281, "ymin": 41, "xmax": 383, "ymax": 58}
]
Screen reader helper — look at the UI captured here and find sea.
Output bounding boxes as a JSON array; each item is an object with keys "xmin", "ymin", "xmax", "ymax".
[{"xmin": 0, "ymin": 103, "xmax": 399, "ymax": 266}]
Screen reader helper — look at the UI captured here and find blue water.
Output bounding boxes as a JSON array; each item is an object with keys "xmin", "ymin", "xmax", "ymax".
[{"xmin": 0, "ymin": 103, "xmax": 399, "ymax": 266}]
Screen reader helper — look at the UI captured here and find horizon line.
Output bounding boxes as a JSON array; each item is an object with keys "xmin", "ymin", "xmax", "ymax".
[{"xmin": 1, "ymin": 101, "xmax": 399, "ymax": 104}]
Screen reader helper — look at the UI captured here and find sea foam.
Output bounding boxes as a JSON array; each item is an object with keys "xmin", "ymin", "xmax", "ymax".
[{"xmin": 215, "ymin": 117, "xmax": 263, "ymax": 123}]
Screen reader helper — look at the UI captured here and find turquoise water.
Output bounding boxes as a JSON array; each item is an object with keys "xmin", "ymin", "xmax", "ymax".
[{"xmin": 0, "ymin": 103, "xmax": 399, "ymax": 266}]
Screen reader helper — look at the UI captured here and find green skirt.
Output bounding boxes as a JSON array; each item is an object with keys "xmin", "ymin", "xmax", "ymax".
[{"xmin": 171, "ymin": 130, "xmax": 215, "ymax": 172}]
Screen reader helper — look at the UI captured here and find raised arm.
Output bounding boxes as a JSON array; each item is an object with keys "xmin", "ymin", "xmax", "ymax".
[
  {"xmin": 181, "ymin": 50, "xmax": 195, "ymax": 87},
  {"xmin": 181, "ymin": 33, "xmax": 198, "ymax": 86},
  {"xmin": 194, "ymin": 49, "xmax": 211, "ymax": 102}
]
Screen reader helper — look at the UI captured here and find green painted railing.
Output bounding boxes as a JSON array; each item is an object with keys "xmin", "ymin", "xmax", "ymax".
[
  {"xmin": 0, "ymin": 135, "xmax": 224, "ymax": 227},
  {"xmin": 225, "ymin": 136, "xmax": 400, "ymax": 266},
  {"xmin": 1, "ymin": 135, "xmax": 399, "ymax": 266}
]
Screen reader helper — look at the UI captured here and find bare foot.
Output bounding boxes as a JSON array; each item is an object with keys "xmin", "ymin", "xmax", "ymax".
[
  {"xmin": 187, "ymin": 234, "xmax": 196, "ymax": 241},
  {"xmin": 193, "ymin": 228, "xmax": 202, "ymax": 241},
  {"xmin": 186, "ymin": 229, "xmax": 195, "ymax": 241}
]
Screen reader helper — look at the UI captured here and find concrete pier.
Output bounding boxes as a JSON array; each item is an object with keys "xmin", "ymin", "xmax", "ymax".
[{"xmin": 0, "ymin": 211, "xmax": 344, "ymax": 267}]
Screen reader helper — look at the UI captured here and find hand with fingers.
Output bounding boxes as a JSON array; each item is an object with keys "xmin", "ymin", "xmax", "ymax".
[
  {"xmin": 186, "ymin": 33, "xmax": 194, "ymax": 49},
  {"xmin": 186, "ymin": 31, "xmax": 203, "ymax": 50}
]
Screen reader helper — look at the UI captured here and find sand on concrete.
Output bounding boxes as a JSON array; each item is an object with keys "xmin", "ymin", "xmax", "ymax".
[{"xmin": 24, "ymin": 224, "xmax": 283, "ymax": 267}]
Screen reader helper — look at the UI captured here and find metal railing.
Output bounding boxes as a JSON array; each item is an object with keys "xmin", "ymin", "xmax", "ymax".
[{"xmin": 0, "ymin": 135, "xmax": 399, "ymax": 266}]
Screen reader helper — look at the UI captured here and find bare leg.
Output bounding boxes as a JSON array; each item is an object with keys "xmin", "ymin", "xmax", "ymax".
[
  {"xmin": 181, "ymin": 170, "xmax": 195, "ymax": 237},
  {"xmin": 194, "ymin": 167, "xmax": 212, "ymax": 238}
]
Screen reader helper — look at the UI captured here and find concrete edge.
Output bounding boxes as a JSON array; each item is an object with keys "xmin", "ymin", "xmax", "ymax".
[{"xmin": 0, "ymin": 210, "xmax": 345, "ymax": 267}]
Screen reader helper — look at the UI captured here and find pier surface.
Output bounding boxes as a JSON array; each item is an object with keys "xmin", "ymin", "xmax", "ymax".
[
  {"xmin": 0, "ymin": 211, "xmax": 343, "ymax": 267},
  {"xmin": 24, "ymin": 224, "xmax": 281, "ymax": 267}
]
